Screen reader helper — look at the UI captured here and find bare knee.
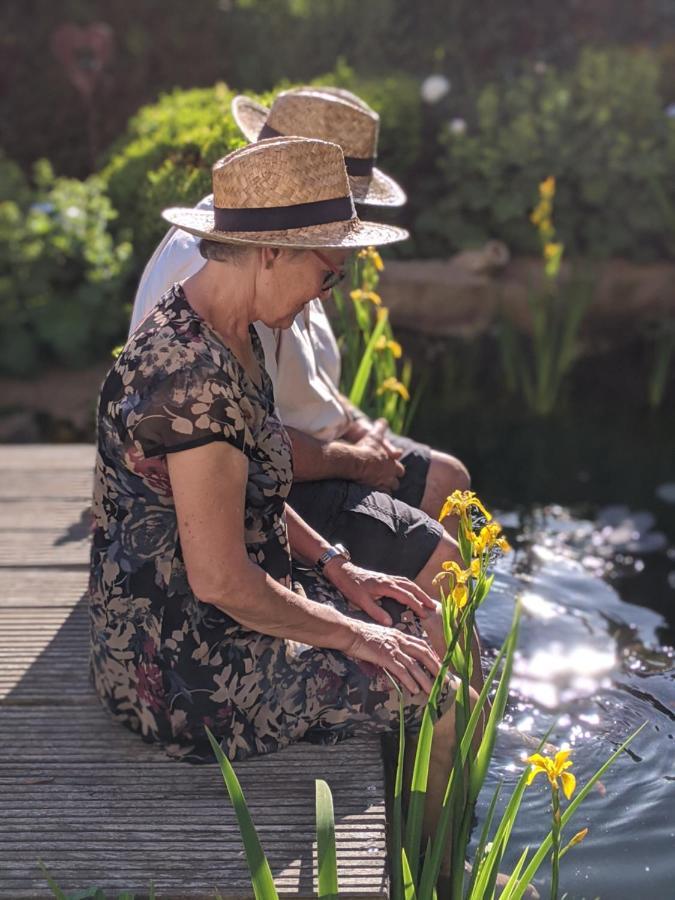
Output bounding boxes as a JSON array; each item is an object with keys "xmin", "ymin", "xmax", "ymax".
[
  {"xmin": 421, "ymin": 452, "xmax": 471, "ymax": 520},
  {"xmin": 432, "ymin": 450, "xmax": 471, "ymax": 494}
]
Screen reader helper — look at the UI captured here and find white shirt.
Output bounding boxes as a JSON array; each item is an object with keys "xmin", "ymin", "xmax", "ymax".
[{"xmin": 130, "ymin": 195, "xmax": 349, "ymax": 442}]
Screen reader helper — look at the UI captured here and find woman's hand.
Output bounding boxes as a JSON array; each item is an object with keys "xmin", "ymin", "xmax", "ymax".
[
  {"xmin": 323, "ymin": 558, "xmax": 436, "ymax": 626},
  {"xmin": 343, "ymin": 620, "xmax": 442, "ymax": 696}
]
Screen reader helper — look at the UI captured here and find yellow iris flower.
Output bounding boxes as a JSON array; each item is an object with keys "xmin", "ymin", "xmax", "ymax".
[
  {"xmin": 432, "ymin": 558, "xmax": 480, "ymax": 608},
  {"xmin": 358, "ymin": 246, "xmax": 385, "ymax": 271},
  {"xmin": 374, "ymin": 335, "xmax": 403, "ymax": 358},
  {"xmin": 350, "ymin": 289, "xmax": 382, "ymax": 306},
  {"xmin": 376, "ymin": 377, "xmax": 410, "ymax": 401},
  {"xmin": 539, "ymin": 175, "xmax": 556, "ymax": 199},
  {"xmin": 526, "ymin": 749, "xmax": 577, "ymax": 799},
  {"xmin": 544, "ymin": 241, "xmax": 563, "ymax": 261},
  {"xmin": 438, "ymin": 490, "xmax": 492, "ymax": 524},
  {"xmin": 469, "ymin": 522, "xmax": 512, "ymax": 555}
]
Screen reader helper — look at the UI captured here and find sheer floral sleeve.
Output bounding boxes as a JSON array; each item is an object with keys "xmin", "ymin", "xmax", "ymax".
[{"xmin": 118, "ymin": 358, "xmax": 256, "ymax": 460}]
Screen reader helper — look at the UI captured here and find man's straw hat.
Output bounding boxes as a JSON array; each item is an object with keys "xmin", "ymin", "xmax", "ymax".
[
  {"xmin": 162, "ymin": 136, "xmax": 409, "ymax": 249},
  {"xmin": 231, "ymin": 87, "xmax": 406, "ymax": 207}
]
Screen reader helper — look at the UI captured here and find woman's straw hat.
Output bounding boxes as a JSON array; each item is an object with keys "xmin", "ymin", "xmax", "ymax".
[
  {"xmin": 231, "ymin": 87, "xmax": 406, "ymax": 207},
  {"xmin": 162, "ymin": 136, "xmax": 409, "ymax": 249}
]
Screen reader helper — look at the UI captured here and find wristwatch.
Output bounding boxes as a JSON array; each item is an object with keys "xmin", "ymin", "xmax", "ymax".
[{"xmin": 316, "ymin": 543, "xmax": 351, "ymax": 572}]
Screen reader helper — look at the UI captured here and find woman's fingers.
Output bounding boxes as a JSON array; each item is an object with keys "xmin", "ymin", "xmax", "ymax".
[
  {"xmin": 358, "ymin": 596, "xmax": 392, "ymax": 627},
  {"xmin": 381, "ymin": 635, "xmax": 442, "ymax": 695},
  {"xmin": 376, "ymin": 580, "xmax": 430, "ymax": 618},
  {"xmin": 399, "ymin": 634, "xmax": 443, "ymax": 677},
  {"xmin": 395, "ymin": 577, "xmax": 437, "ymax": 610},
  {"xmin": 386, "ymin": 654, "xmax": 433, "ymax": 695}
]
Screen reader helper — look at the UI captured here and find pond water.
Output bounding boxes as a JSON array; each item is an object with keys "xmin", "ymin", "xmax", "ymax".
[{"xmin": 409, "ymin": 337, "xmax": 674, "ymax": 898}]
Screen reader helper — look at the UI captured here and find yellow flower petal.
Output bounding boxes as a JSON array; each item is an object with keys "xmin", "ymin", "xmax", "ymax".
[
  {"xmin": 376, "ymin": 377, "xmax": 410, "ymax": 401},
  {"xmin": 525, "ymin": 766, "xmax": 543, "ymax": 786},
  {"xmin": 540, "ymin": 175, "xmax": 556, "ymax": 199},
  {"xmin": 452, "ymin": 583, "xmax": 468, "ymax": 608},
  {"xmin": 560, "ymin": 771, "xmax": 576, "ymax": 799},
  {"xmin": 526, "ymin": 753, "xmax": 548, "ymax": 768}
]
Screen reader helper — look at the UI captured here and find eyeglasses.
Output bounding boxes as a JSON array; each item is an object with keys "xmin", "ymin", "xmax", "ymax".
[{"xmin": 312, "ymin": 249, "xmax": 346, "ymax": 291}]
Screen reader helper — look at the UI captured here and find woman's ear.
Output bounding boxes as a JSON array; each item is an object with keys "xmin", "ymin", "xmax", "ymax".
[{"xmin": 260, "ymin": 247, "xmax": 282, "ymax": 270}]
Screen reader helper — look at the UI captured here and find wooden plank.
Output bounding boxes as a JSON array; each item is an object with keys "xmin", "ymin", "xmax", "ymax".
[
  {"xmin": 0, "ymin": 470, "xmax": 93, "ymax": 500},
  {"xmin": 0, "ymin": 707, "xmax": 387, "ymax": 899},
  {"xmin": 0, "ymin": 599, "xmax": 90, "ymax": 702},
  {"xmin": 0, "ymin": 444, "xmax": 95, "ymax": 470},
  {"xmin": 0, "ymin": 498, "xmax": 91, "ymax": 530},
  {"xmin": 0, "ymin": 529, "xmax": 90, "ymax": 566},
  {"xmin": 0, "ymin": 569, "xmax": 87, "ymax": 607}
]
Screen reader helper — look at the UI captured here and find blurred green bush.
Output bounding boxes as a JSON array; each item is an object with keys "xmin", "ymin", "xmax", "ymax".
[
  {"xmin": 0, "ymin": 154, "xmax": 131, "ymax": 376},
  {"xmin": 417, "ymin": 48, "xmax": 675, "ymax": 260},
  {"xmin": 101, "ymin": 82, "xmax": 252, "ymax": 273}
]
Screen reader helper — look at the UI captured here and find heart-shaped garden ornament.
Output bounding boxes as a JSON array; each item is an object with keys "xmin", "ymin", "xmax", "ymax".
[{"xmin": 50, "ymin": 23, "xmax": 114, "ymax": 99}]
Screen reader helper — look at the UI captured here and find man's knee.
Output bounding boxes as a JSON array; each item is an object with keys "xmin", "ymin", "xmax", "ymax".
[{"xmin": 430, "ymin": 451, "xmax": 471, "ymax": 496}]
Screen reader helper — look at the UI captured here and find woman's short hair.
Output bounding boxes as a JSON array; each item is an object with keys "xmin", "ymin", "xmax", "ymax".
[{"xmin": 198, "ymin": 239, "xmax": 253, "ymax": 264}]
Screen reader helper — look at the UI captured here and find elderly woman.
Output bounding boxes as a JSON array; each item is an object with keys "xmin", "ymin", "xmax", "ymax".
[{"xmin": 90, "ymin": 138, "xmax": 479, "ymax": 876}]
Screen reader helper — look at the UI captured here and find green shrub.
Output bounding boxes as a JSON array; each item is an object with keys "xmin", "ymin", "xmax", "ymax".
[
  {"xmin": 101, "ymin": 83, "xmax": 256, "ymax": 271},
  {"xmin": 100, "ymin": 68, "xmax": 422, "ymax": 272},
  {"xmin": 0, "ymin": 155, "xmax": 131, "ymax": 376},
  {"xmin": 419, "ymin": 47, "xmax": 675, "ymax": 260}
]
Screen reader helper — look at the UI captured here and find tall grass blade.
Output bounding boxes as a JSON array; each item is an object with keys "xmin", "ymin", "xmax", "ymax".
[
  {"xmin": 470, "ymin": 604, "xmax": 521, "ymax": 800},
  {"xmin": 465, "ymin": 780, "xmax": 504, "ymax": 898},
  {"xmin": 315, "ymin": 779, "xmax": 339, "ymax": 899},
  {"xmin": 403, "ymin": 702, "xmax": 435, "ymax": 885},
  {"xmin": 392, "ymin": 690, "xmax": 406, "ymax": 900},
  {"xmin": 419, "ymin": 625, "xmax": 510, "ymax": 897},
  {"xmin": 205, "ymin": 727, "xmax": 279, "ymax": 900},
  {"xmin": 402, "ymin": 848, "xmax": 418, "ymax": 900},
  {"xmin": 38, "ymin": 862, "xmax": 68, "ymax": 900},
  {"xmin": 349, "ymin": 309, "xmax": 389, "ymax": 408}
]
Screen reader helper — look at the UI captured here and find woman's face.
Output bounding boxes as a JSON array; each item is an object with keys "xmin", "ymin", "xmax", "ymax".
[{"xmin": 256, "ymin": 247, "xmax": 350, "ymax": 329}]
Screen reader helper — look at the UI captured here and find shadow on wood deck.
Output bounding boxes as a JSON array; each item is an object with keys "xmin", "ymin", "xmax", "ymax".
[{"xmin": 0, "ymin": 445, "xmax": 389, "ymax": 899}]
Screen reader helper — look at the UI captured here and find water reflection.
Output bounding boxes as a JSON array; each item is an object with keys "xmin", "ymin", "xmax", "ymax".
[{"xmin": 472, "ymin": 502, "xmax": 675, "ymax": 899}]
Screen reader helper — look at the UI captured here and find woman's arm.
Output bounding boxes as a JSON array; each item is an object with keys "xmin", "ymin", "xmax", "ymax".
[
  {"xmin": 285, "ymin": 503, "xmax": 331, "ymax": 568},
  {"xmin": 166, "ymin": 440, "xmax": 441, "ymax": 695}
]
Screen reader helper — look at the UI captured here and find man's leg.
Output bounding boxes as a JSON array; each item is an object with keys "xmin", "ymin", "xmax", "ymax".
[
  {"xmin": 385, "ymin": 434, "xmax": 470, "ymax": 530},
  {"xmin": 419, "ymin": 449, "xmax": 471, "ymax": 520}
]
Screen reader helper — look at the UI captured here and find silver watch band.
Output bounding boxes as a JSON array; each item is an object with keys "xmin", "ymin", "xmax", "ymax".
[{"xmin": 316, "ymin": 543, "xmax": 351, "ymax": 571}]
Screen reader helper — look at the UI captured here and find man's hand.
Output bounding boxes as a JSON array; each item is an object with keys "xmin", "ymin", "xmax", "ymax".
[
  {"xmin": 352, "ymin": 418, "xmax": 404, "ymax": 491},
  {"xmin": 323, "ymin": 558, "xmax": 436, "ymax": 626},
  {"xmin": 343, "ymin": 416, "xmax": 401, "ymax": 458}
]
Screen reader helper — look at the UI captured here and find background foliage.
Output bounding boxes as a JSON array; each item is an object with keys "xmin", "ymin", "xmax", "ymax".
[
  {"xmin": 2, "ymin": 0, "xmax": 675, "ymax": 379},
  {"xmin": 0, "ymin": 154, "xmax": 131, "ymax": 376}
]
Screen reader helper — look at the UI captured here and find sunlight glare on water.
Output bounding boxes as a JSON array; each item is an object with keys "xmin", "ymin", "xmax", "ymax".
[{"xmin": 472, "ymin": 503, "xmax": 675, "ymax": 900}]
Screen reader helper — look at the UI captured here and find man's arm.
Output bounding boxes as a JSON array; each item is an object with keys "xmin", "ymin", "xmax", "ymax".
[{"xmin": 287, "ymin": 425, "xmax": 404, "ymax": 491}]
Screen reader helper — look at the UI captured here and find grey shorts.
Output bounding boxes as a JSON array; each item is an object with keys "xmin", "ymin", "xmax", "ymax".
[{"xmin": 288, "ymin": 433, "xmax": 443, "ymax": 581}]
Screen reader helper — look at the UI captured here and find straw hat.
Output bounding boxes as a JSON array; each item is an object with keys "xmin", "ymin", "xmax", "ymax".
[
  {"xmin": 162, "ymin": 136, "xmax": 409, "ymax": 249},
  {"xmin": 231, "ymin": 87, "xmax": 406, "ymax": 207}
]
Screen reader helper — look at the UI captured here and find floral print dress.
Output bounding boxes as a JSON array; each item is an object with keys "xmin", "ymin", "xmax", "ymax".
[{"xmin": 90, "ymin": 285, "xmax": 440, "ymax": 762}]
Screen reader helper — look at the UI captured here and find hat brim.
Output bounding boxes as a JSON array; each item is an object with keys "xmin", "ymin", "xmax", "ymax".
[
  {"xmin": 231, "ymin": 94, "xmax": 407, "ymax": 207},
  {"xmin": 161, "ymin": 207, "xmax": 408, "ymax": 250}
]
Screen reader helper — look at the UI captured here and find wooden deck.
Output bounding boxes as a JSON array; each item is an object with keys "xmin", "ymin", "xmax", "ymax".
[{"xmin": 0, "ymin": 445, "xmax": 389, "ymax": 899}]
